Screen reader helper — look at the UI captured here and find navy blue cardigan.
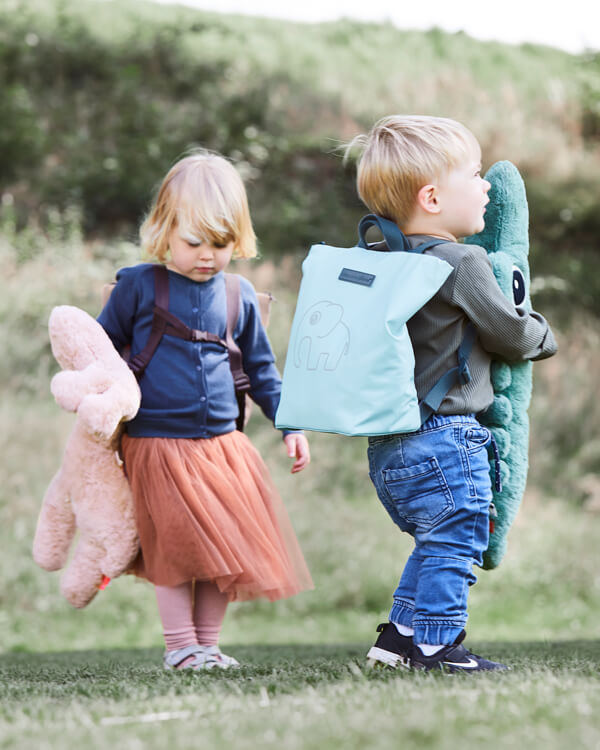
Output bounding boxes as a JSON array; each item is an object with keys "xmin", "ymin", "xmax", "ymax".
[{"xmin": 98, "ymin": 264, "xmax": 288, "ymax": 438}]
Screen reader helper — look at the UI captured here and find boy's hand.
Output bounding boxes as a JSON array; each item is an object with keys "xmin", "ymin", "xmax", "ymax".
[{"xmin": 283, "ymin": 432, "xmax": 310, "ymax": 474}]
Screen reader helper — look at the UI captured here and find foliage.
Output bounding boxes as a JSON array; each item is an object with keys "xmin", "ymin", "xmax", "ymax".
[
  {"xmin": 0, "ymin": 206, "xmax": 138, "ymax": 396},
  {"xmin": 579, "ymin": 51, "xmax": 600, "ymax": 142},
  {"xmin": 528, "ymin": 319, "xmax": 600, "ymax": 505},
  {"xmin": 1, "ymin": 0, "xmax": 600, "ymax": 311},
  {"xmin": 527, "ymin": 176, "xmax": 600, "ymax": 319}
]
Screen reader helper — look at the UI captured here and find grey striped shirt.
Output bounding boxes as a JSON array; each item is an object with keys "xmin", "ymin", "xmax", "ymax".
[{"xmin": 399, "ymin": 236, "xmax": 557, "ymax": 416}]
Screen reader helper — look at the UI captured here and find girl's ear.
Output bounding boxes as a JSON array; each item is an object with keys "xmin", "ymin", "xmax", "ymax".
[{"xmin": 416, "ymin": 184, "xmax": 441, "ymax": 215}]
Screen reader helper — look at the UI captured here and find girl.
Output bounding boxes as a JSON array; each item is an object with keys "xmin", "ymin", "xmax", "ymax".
[{"xmin": 98, "ymin": 151, "xmax": 312, "ymax": 671}]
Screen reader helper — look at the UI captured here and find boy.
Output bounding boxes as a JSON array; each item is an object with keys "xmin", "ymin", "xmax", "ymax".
[{"xmin": 349, "ymin": 115, "xmax": 557, "ymax": 672}]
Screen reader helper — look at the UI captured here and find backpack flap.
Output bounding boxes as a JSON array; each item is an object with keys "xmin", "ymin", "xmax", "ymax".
[{"xmin": 276, "ymin": 235, "xmax": 452, "ymax": 436}]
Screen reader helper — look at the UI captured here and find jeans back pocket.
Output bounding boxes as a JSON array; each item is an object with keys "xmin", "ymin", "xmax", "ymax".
[{"xmin": 383, "ymin": 457, "xmax": 454, "ymax": 530}]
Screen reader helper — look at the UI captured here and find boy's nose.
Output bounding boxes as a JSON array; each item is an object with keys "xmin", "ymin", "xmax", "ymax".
[{"xmin": 483, "ymin": 179, "xmax": 492, "ymax": 192}]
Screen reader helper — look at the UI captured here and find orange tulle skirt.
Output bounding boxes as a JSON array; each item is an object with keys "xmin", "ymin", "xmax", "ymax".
[{"xmin": 121, "ymin": 431, "xmax": 313, "ymax": 602}]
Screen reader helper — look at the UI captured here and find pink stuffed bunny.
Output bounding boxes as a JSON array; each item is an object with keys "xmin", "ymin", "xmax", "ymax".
[{"xmin": 33, "ymin": 305, "xmax": 141, "ymax": 608}]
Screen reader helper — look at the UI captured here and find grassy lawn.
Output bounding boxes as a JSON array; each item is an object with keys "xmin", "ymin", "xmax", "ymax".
[{"xmin": 2, "ymin": 641, "xmax": 600, "ymax": 750}]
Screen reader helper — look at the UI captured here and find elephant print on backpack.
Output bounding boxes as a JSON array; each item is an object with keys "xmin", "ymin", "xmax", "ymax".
[{"xmin": 294, "ymin": 301, "xmax": 350, "ymax": 371}]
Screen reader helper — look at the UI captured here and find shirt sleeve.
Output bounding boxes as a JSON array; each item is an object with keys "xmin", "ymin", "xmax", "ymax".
[
  {"xmin": 96, "ymin": 266, "xmax": 138, "ymax": 352},
  {"xmin": 451, "ymin": 246, "xmax": 557, "ymax": 362}
]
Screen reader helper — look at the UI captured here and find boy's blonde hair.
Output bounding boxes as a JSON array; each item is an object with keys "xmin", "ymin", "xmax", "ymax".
[
  {"xmin": 140, "ymin": 150, "xmax": 257, "ymax": 261},
  {"xmin": 347, "ymin": 115, "xmax": 479, "ymax": 226}
]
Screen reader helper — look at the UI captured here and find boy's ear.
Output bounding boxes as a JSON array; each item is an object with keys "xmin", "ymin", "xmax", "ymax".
[{"xmin": 417, "ymin": 184, "xmax": 441, "ymax": 215}]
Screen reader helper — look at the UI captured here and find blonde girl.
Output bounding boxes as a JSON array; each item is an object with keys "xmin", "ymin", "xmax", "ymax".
[{"xmin": 98, "ymin": 151, "xmax": 312, "ymax": 670}]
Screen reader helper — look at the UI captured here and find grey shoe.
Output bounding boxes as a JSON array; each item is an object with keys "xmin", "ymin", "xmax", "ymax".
[
  {"xmin": 163, "ymin": 644, "xmax": 204, "ymax": 671},
  {"xmin": 163, "ymin": 644, "xmax": 240, "ymax": 671},
  {"xmin": 193, "ymin": 645, "xmax": 240, "ymax": 670}
]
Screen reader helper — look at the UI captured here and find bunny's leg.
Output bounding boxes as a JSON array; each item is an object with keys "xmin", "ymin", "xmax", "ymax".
[
  {"xmin": 33, "ymin": 469, "xmax": 76, "ymax": 572},
  {"xmin": 60, "ymin": 537, "xmax": 107, "ymax": 608}
]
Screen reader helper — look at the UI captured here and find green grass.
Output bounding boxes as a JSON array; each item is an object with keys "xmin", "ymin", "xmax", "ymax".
[{"xmin": 2, "ymin": 642, "xmax": 600, "ymax": 750}]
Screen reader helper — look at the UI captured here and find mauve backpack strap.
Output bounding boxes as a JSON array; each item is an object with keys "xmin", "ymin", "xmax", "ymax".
[
  {"xmin": 128, "ymin": 264, "xmax": 170, "ymax": 380},
  {"xmin": 224, "ymin": 273, "xmax": 251, "ymax": 431}
]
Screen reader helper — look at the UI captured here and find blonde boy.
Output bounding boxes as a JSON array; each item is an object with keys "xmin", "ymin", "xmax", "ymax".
[{"xmin": 351, "ymin": 116, "xmax": 557, "ymax": 672}]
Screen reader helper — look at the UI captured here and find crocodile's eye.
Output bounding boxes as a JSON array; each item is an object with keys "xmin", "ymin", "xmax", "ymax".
[{"xmin": 512, "ymin": 265, "xmax": 526, "ymax": 308}]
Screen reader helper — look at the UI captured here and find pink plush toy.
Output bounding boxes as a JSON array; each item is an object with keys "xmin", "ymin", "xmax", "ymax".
[{"xmin": 33, "ymin": 305, "xmax": 141, "ymax": 608}]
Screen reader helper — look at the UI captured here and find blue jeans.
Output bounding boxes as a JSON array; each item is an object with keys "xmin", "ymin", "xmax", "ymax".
[{"xmin": 367, "ymin": 414, "xmax": 492, "ymax": 645}]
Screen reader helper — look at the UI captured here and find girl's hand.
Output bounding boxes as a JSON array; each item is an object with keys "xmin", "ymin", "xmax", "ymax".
[{"xmin": 283, "ymin": 432, "xmax": 310, "ymax": 474}]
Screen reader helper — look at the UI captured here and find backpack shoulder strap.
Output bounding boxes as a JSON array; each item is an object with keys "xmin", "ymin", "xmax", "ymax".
[
  {"xmin": 409, "ymin": 238, "xmax": 448, "ymax": 254},
  {"xmin": 128, "ymin": 264, "xmax": 170, "ymax": 380},
  {"xmin": 405, "ymin": 236, "xmax": 470, "ymax": 423},
  {"xmin": 153, "ymin": 263, "xmax": 169, "ymax": 308},
  {"xmin": 224, "ymin": 273, "xmax": 251, "ymax": 431},
  {"xmin": 418, "ymin": 322, "xmax": 478, "ymax": 424},
  {"xmin": 224, "ymin": 272, "xmax": 240, "ymax": 346}
]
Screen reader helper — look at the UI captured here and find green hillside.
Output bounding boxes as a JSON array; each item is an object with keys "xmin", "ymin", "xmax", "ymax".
[{"xmin": 1, "ymin": 0, "xmax": 599, "ymax": 311}]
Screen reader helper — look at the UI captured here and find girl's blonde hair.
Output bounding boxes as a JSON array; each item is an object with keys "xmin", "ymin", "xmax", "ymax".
[
  {"xmin": 345, "ymin": 115, "xmax": 480, "ymax": 227},
  {"xmin": 140, "ymin": 150, "xmax": 257, "ymax": 261}
]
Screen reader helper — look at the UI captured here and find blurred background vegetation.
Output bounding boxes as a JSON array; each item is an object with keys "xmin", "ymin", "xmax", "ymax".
[
  {"xmin": 2, "ymin": 0, "xmax": 600, "ymax": 307},
  {"xmin": 1, "ymin": 0, "xmax": 599, "ymax": 652}
]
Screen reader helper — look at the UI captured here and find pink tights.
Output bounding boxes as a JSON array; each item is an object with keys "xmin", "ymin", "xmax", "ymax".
[{"xmin": 154, "ymin": 580, "xmax": 229, "ymax": 651}]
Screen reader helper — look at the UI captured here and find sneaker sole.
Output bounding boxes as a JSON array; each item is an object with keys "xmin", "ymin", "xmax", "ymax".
[
  {"xmin": 366, "ymin": 646, "xmax": 410, "ymax": 670},
  {"xmin": 411, "ymin": 659, "xmax": 510, "ymax": 674}
]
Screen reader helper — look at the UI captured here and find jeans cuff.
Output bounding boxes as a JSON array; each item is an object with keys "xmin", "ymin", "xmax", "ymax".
[
  {"xmin": 412, "ymin": 618, "xmax": 467, "ymax": 646},
  {"xmin": 389, "ymin": 598, "xmax": 414, "ymax": 628}
]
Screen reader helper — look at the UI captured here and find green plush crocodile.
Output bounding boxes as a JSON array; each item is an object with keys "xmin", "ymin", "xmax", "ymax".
[{"xmin": 465, "ymin": 160, "xmax": 532, "ymax": 570}]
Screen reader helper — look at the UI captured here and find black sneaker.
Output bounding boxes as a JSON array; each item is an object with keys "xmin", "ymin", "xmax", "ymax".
[
  {"xmin": 366, "ymin": 622, "xmax": 412, "ymax": 669},
  {"xmin": 411, "ymin": 630, "xmax": 509, "ymax": 673}
]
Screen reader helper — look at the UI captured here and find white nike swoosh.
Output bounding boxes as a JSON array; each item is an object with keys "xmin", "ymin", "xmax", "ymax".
[{"xmin": 443, "ymin": 657, "xmax": 479, "ymax": 669}]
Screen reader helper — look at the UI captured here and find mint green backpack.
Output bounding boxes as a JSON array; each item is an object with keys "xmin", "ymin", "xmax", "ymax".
[{"xmin": 275, "ymin": 215, "xmax": 459, "ymax": 436}]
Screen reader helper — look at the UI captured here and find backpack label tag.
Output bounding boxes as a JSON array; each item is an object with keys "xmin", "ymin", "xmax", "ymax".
[{"xmin": 338, "ymin": 268, "xmax": 375, "ymax": 287}]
